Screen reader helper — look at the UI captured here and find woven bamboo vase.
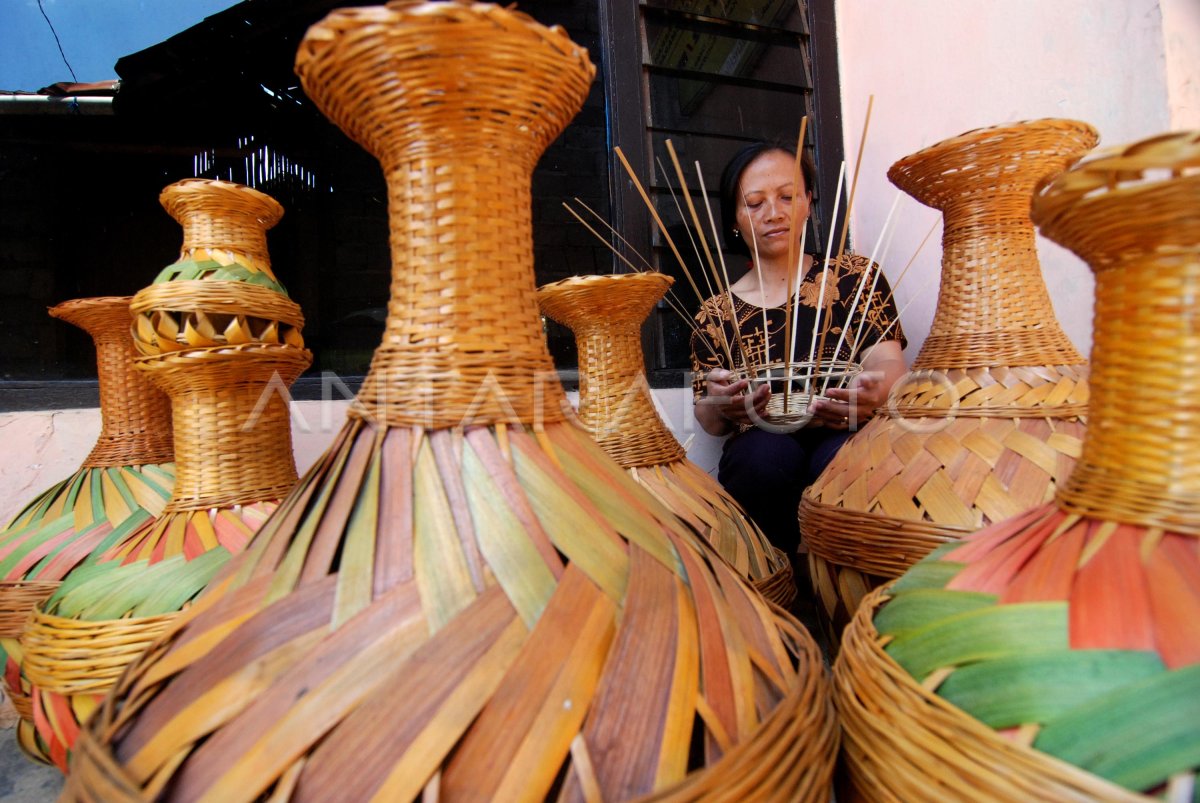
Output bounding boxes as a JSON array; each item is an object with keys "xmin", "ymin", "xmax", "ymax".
[
  {"xmin": 0, "ymin": 297, "xmax": 175, "ymax": 762},
  {"xmin": 20, "ymin": 179, "xmax": 310, "ymax": 771},
  {"xmin": 537, "ymin": 271, "xmax": 796, "ymax": 607},
  {"xmin": 798, "ymin": 119, "xmax": 1097, "ymax": 649},
  {"xmin": 63, "ymin": 4, "xmax": 836, "ymax": 800},
  {"xmin": 832, "ymin": 130, "xmax": 1200, "ymax": 801}
]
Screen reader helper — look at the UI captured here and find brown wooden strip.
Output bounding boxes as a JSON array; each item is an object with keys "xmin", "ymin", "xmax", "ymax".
[
  {"xmin": 441, "ymin": 565, "xmax": 614, "ymax": 800},
  {"xmin": 292, "ymin": 585, "xmax": 520, "ymax": 802},
  {"xmin": 569, "ymin": 546, "xmax": 678, "ymax": 800},
  {"xmin": 165, "ymin": 582, "xmax": 425, "ymax": 803},
  {"xmin": 673, "ymin": 541, "xmax": 735, "ymax": 763},
  {"xmin": 115, "ymin": 574, "xmax": 338, "ymax": 768},
  {"xmin": 373, "ymin": 426, "xmax": 414, "ymax": 596}
]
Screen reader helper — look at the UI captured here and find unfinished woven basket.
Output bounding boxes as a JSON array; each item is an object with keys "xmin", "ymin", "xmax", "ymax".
[
  {"xmin": 22, "ymin": 183, "xmax": 311, "ymax": 771},
  {"xmin": 834, "ymin": 130, "xmax": 1200, "ymax": 801},
  {"xmin": 132, "ymin": 179, "xmax": 304, "ymax": 355},
  {"xmin": 0, "ymin": 296, "xmax": 175, "ymax": 763},
  {"xmin": 63, "ymin": 4, "xmax": 836, "ymax": 800},
  {"xmin": 538, "ymin": 271, "xmax": 795, "ymax": 607},
  {"xmin": 799, "ymin": 119, "xmax": 1097, "ymax": 650}
]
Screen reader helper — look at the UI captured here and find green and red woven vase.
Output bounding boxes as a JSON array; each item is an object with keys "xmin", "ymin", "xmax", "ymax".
[
  {"xmin": 833, "ymin": 131, "xmax": 1200, "ymax": 800},
  {"xmin": 19, "ymin": 180, "xmax": 310, "ymax": 771},
  {"xmin": 0, "ymin": 296, "xmax": 175, "ymax": 764}
]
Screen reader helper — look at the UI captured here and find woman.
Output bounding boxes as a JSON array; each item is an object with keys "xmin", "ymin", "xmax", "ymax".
[{"xmin": 691, "ymin": 140, "xmax": 907, "ymax": 556}]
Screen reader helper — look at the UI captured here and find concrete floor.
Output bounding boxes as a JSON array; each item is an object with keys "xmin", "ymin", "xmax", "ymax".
[{"xmin": 0, "ymin": 700, "xmax": 64, "ymax": 803}]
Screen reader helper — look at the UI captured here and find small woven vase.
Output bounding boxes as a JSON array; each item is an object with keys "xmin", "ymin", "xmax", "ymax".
[
  {"xmin": 63, "ymin": 4, "xmax": 836, "ymax": 801},
  {"xmin": 0, "ymin": 296, "xmax": 174, "ymax": 763},
  {"xmin": 21, "ymin": 182, "xmax": 311, "ymax": 771},
  {"xmin": 833, "ymin": 130, "xmax": 1200, "ymax": 801},
  {"xmin": 538, "ymin": 271, "xmax": 795, "ymax": 607},
  {"xmin": 132, "ymin": 178, "xmax": 304, "ymax": 355},
  {"xmin": 799, "ymin": 119, "xmax": 1097, "ymax": 650}
]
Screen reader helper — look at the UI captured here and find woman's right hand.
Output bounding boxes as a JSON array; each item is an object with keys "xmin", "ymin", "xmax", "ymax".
[{"xmin": 698, "ymin": 368, "xmax": 771, "ymax": 432}]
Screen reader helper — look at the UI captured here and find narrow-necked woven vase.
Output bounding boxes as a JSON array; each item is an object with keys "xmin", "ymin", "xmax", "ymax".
[
  {"xmin": 833, "ymin": 130, "xmax": 1200, "ymax": 801},
  {"xmin": 538, "ymin": 271, "xmax": 795, "ymax": 607},
  {"xmin": 132, "ymin": 178, "xmax": 305, "ymax": 355},
  {"xmin": 63, "ymin": 4, "xmax": 836, "ymax": 800},
  {"xmin": 0, "ymin": 296, "xmax": 174, "ymax": 763},
  {"xmin": 799, "ymin": 119, "xmax": 1097, "ymax": 650},
  {"xmin": 21, "ymin": 180, "xmax": 311, "ymax": 771}
]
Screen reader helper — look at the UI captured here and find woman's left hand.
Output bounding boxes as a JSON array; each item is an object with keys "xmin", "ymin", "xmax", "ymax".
[
  {"xmin": 808, "ymin": 371, "xmax": 889, "ymax": 430},
  {"xmin": 808, "ymin": 340, "xmax": 908, "ymax": 431}
]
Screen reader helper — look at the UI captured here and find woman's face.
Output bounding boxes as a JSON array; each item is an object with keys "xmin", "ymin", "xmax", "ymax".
[{"xmin": 734, "ymin": 149, "xmax": 812, "ymax": 261}]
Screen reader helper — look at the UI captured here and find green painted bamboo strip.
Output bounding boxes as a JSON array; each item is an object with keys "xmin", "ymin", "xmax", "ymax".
[
  {"xmin": 1033, "ymin": 664, "xmax": 1200, "ymax": 792},
  {"xmin": 884, "ymin": 602, "xmax": 1068, "ymax": 680},
  {"xmin": 937, "ymin": 649, "xmax": 1165, "ymax": 727},
  {"xmin": 874, "ymin": 588, "xmax": 998, "ymax": 637}
]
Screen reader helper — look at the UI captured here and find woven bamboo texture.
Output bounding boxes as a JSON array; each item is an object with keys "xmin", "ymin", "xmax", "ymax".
[
  {"xmin": 160, "ymin": 179, "xmax": 282, "ymax": 280},
  {"xmin": 538, "ymin": 273, "xmax": 687, "ymax": 468},
  {"xmin": 49, "ymin": 297, "xmax": 174, "ymax": 467},
  {"xmin": 0, "ymin": 296, "xmax": 177, "ymax": 760},
  {"xmin": 21, "ymin": 185, "xmax": 311, "ymax": 769},
  {"xmin": 132, "ymin": 178, "xmax": 304, "ymax": 355},
  {"xmin": 538, "ymin": 272, "xmax": 794, "ymax": 607},
  {"xmin": 834, "ymin": 130, "xmax": 1200, "ymax": 801},
  {"xmin": 800, "ymin": 119, "xmax": 1097, "ymax": 650},
  {"xmin": 63, "ymin": 4, "xmax": 836, "ymax": 799}
]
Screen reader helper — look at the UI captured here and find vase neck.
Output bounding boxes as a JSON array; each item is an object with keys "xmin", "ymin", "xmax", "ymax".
[
  {"xmin": 912, "ymin": 193, "xmax": 1083, "ymax": 370},
  {"xmin": 140, "ymin": 348, "xmax": 306, "ymax": 511},
  {"xmin": 575, "ymin": 322, "xmax": 686, "ymax": 468},
  {"xmin": 163, "ymin": 180, "xmax": 281, "ymax": 279},
  {"xmin": 351, "ymin": 153, "xmax": 568, "ymax": 429},
  {"xmin": 1057, "ymin": 252, "xmax": 1200, "ymax": 531},
  {"xmin": 50, "ymin": 298, "xmax": 173, "ymax": 467}
]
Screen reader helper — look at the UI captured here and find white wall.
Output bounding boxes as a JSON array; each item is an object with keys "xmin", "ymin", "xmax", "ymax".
[{"xmin": 834, "ymin": 0, "xmax": 1186, "ymax": 361}]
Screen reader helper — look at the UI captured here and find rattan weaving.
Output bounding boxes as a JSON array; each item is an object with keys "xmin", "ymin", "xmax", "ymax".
[
  {"xmin": 538, "ymin": 272, "xmax": 794, "ymax": 606},
  {"xmin": 22, "ymin": 186, "xmax": 311, "ymax": 770},
  {"xmin": 50, "ymin": 298, "xmax": 174, "ymax": 467},
  {"xmin": 132, "ymin": 179, "xmax": 304, "ymax": 355},
  {"xmin": 800, "ymin": 119, "xmax": 1097, "ymax": 650},
  {"xmin": 63, "ymin": 4, "xmax": 836, "ymax": 800},
  {"xmin": 0, "ymin": 296, "xmax": 176, "ymax": 764},
  {"xmin": 834, "ymin": 130, "xmax": 1200, "ymax": 801}
]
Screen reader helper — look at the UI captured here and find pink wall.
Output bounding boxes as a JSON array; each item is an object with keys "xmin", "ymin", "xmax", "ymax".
[{"xmin": 833, "ymin": 0, "xmax": 1185, "ymax": 362}]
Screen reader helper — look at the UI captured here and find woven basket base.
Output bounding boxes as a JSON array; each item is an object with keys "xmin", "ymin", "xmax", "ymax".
[
  {"xmin": 807, "ymin": 553, "xmax": 888, "ymax": 655},
  {"xmin": 834, "ymin": 587, "xmax": 1151, "ymax": 802},
  {"xmin": 753, "ymin": 552, "xmax": 797, "ymax": 611}
]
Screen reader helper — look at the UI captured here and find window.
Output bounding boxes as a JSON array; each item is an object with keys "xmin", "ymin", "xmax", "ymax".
[{"xmin": 595, "ymin": 0, "xmax": 843, "ymax": 373}]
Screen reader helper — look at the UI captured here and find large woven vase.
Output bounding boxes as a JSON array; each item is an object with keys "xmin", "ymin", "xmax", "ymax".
[
  {"xmin": 21, "ymin": 180, "xmax": 311, "ymax": 771},
  {"xmin": 538, "ymin": 271, "xmax": 795, "ymax": 607},
  {"xmin": 63, "ymin": 4, "xmax": 836, "ymax": 800},
  {"xmin": 799, "ymin": 119, "xmax": 1097, "ymax": 649},
  {"xmin": 833, "ymin": 131, "xmax": 1200, "ymax": 801},
  {"xmin": 0, "ymin": 296, "xmax": 174, "ymax": 763}
]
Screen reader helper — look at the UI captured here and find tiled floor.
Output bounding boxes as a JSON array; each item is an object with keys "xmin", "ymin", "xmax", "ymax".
[{"xmin": 0, "ymin": 704, "xmax": 64, "ymax": 803}]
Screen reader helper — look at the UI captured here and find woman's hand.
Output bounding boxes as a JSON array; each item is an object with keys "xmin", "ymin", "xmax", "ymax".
[
  {"xmin": 695, "ymin": 368, "xmax": 771, "ymax": 436},
  {"xmin": 808, "ymin": 371, "xmax": 888, "ymax": 430},
  {"xmin": 808, "ymin": 340, "xmax": 907, "ymax": 431}
]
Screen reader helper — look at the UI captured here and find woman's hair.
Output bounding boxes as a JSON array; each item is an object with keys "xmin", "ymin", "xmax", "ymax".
[{"xmin": 719, "ymin": 140, "xmax": 817, "ymax": 257}]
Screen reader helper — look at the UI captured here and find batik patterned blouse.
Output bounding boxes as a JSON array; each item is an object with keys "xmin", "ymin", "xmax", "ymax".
[{"xmin": 690, "ymin": 253, "xmax": 906, "ymax": 400}]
